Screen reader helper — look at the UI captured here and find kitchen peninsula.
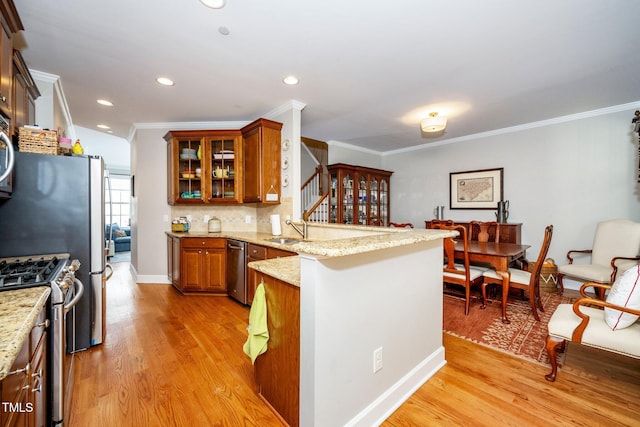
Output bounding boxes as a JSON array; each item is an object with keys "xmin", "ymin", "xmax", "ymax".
[
  {"xmin": 248, "ymin": 224, "xmax": 454, "ymax": 426},
  {"xmin": 167, "ymin": 224, "xmax": 454, "ymax": 426}
]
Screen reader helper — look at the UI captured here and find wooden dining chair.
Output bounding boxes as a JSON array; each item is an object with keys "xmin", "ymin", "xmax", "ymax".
[
  {"xmin": 389, "ymin": 222, "xmax": 413, "ymax": 228},
  {"xmin": 469, "ymin": 221, "xmax": 500, "ymax": 242},
  {"xmin": 481, "ymin": 225, "xmax": 553, "ymax": 322},
  {"xmin": 434, "ymin": 223, "xmax": 487, "ymax": 315}
]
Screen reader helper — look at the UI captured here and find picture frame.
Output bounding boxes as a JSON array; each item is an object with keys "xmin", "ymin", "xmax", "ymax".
[{"xmin": 450, "ymin": 168, "xmax": 503, "ymax": 210}]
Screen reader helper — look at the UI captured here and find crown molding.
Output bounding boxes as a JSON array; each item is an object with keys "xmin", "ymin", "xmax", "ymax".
[
  {"xmin": 327, "ymin": 139, "xmax": 381, "ymax": 155},
  {"xmin": 382, "ymin": 101, "xmax": 640, "ymax": 156},
  {"xmin": 30, "ymin": 69, "xmax": 75, "ymax": 140}
]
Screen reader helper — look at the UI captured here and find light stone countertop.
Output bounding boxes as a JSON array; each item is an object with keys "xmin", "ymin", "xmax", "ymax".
[
  {"xmin": 249, "ymin": 256, "xmax": 300, "ymax": 287},
  {"xmin": 166, "ymin": 225, "xmax": 455, "ymax": 257},
  {"xmin": 167, "ymin": 224, "xmax": 456, "ymax": 286},
  {"xmin": 0, "ymin": 286, "xmax": 51, "ymax": 380}
]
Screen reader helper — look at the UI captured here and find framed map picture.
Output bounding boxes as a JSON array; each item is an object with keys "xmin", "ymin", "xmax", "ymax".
[{"xmin": 450, "ymin": 168, "xmax": 503, "ymax": 210}]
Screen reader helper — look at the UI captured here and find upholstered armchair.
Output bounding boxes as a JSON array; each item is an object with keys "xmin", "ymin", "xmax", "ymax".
[
  {"xmin": 545, "ymin": 265, "xmax": 640, "ymax": 382},
  {"xmin": 557, "ymin": 219, "xmax": 640, "ymax": 298}
]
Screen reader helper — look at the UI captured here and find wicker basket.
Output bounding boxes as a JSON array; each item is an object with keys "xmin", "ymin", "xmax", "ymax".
[
  {"xmin": 18, "ymin": 128, "xmax": 60, "ymax": 155},
  {"xmin": 530, "ymin": 258, "xmax": 558, "ymax": 292}
]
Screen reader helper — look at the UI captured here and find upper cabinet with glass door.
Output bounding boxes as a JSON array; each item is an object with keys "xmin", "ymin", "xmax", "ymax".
[
  {"xmin": 205, "ymin": 132, "xmax": 242, "ymax": 203},
  {"xmin": 327, "ymin": 163, "xmax": 393, "ymax": 226},
  {"xmin": 165, "ymin": 129, "xmax": 242, "ymax": 205}
]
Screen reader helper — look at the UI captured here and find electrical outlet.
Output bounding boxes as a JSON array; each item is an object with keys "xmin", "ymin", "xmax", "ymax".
[
  {"xmin": 163, "ymin": 214, "xmax": 169, "ymax": 222},
  {"xmin": 373, "ymin": 347, "xmax": 383, "ymax": 373},
  {"xmin": 186, "ymin": 215, "xmax": 192, "ymax": 221},
  {"xmin": 204, "ymin": 214, "xmax": 210, "ymax": 222},
  {"xmin": 245, "ymin": 215, "xmax": 251, "ymax": 224}
]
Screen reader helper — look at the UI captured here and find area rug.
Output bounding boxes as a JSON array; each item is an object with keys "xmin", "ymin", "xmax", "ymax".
[
  {"xmin": 443, "ymin": 291, "xmax": 576, "ymax": 365},
  {"xmin": 109, "ymin": 251, "xmax": 130, "ymax": 263}
]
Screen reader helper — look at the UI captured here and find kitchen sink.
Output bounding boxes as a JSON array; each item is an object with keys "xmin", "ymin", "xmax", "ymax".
[{"xmin": 264, "ymin": 237, "xmax": 305, "ymax": 245}]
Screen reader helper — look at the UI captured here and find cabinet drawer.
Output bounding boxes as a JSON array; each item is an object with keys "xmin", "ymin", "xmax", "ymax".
[
  {"xmin": 182, "ymin": 238, "xmax": 226, "ymax": 249},
  {"xmin": 266, "ymin": 247, "xmax": 296, "ymax": 259},
  {"xmin": 247, "ymin": 244, "xmax": 267, "ymax": 259},
  {"xmin": 29, "ymin": 305, "xmax": 47, "ymax": 354}
]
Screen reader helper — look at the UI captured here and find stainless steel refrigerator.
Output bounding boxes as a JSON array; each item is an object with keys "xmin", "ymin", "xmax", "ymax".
[{"xmin": 0, "ymin": 151, "xmax": 108, "ymax": 351}]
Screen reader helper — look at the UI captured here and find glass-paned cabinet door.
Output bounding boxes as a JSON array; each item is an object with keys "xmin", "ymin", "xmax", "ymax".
[
  {"xmin": 207, "ymin": 136, "xmax": 238, "ymax": 202},
  {"xmin": 357, "ymin": 175, "xmax": 368, "ymax": 225},
  {"xmin": 330, "ymin": 172, "xmax": 338, "ymax": 223},
  {"xmin": 177, "ymin": 138, "xmax": 203, "ymax": 202},
  {"xmin": 342, "ymin": 173, "xmax": 354, "ymax": 224},
  {"xmin": 380, "ymin": 178, "xmax": 389, "ymax": 226},
  {"xmin": 369, "ymin": 177, "xmax": 379, "ymax": 225}
]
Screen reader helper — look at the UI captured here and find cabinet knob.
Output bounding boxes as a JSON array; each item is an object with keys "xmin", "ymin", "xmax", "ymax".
[{"xmin": 0, "ymin": 95, "xmax": 6, "ymax": 103}]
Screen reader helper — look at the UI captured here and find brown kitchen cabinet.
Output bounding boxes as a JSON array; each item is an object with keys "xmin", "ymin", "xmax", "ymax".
[
  {"xmin": 246, "ymin": 243, "xmax": 296, "ymax": 305},
  {"xmin": 11, "ymin": 51, "xmax": 39, "ymax": 132},
  {"xmin": 241, "ymin": 118, "xmax": 283, "ymax": 204},
  {"xmin": 328, "ymin": 163, "xmax": 393, "ymax": 226},
  {"xmin": 253, "ymin": 272, "xmax": 300, "ymax": 426},
  {"xmin": 0, "ymin": 302, "xmax": 48, "ymax": 427},
  {"xmin": 165, "ymin": 130, "xmax": 242, "ymax": 205},
  {"xmin": 169, "ymin": 237, "xmax": 226, "ymax": 294}
]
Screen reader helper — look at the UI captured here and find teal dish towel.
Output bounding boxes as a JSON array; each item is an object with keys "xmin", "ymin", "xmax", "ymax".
[{"xmin": 243, "ymin": 282, "xmax": 269, "ymax": 364}]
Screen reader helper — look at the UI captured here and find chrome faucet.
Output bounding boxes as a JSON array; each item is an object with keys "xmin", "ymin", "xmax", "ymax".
[{"xmin": 286, "ymin": 219, "xmax": 308, "ymax": 240}]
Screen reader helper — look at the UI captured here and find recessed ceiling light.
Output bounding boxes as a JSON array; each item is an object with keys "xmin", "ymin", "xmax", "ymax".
[
  {"xmin": 200, "ymin": 0, "xmax": 225, "ymax": 9},
  {"xmin": 97, "ymin": 124, "xmax": 110, "ymax": 130},
  {"xmin": 156, "ymin": 77, "xmax": 175, "ymax": 86},
  {"xmin": 97, "ymin": 99, "xmax": 113, "ymax": 107},
  {"xmin": 283, "ymin": 75, "xmax": 299, "ymax": 85}
]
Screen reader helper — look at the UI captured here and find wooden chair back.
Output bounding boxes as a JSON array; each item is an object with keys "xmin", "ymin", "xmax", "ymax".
[
  {"xmin": 469, "ymin": 221, "xmax": 500, "ymax": 242},
  {"xmin": 528, "ymin": 225, "xmax": 554, "ymax": 288},
  {"xmin": 389, "ymin": 222, "xmax": 414, "ymax": 228},
  {"xmin": 434, "ymin": 224, "xmax": 470, "ymax": 283}
]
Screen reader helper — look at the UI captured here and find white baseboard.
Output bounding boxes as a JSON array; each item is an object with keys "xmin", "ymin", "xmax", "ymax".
[{"xmin": 345, "ymin": 346, "xmax": 447, "ymax": 427}]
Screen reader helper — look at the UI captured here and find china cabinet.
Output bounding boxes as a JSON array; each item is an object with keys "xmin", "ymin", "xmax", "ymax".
[
  {"xmin": 165, "ymin": 130, "xmax": 242, "ymax": 205},
  {"xmin": 327, "ymin": 163, "xmax": 393, "ymax": 226}
]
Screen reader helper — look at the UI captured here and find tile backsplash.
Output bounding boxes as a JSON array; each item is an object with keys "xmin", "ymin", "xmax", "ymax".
[{"xmin": 170, "ymin": 197, "xmax": 296, "ymax": 235}]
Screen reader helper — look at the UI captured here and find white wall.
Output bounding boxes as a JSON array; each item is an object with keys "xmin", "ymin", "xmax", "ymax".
[
  {"xmin": 130, "ymin": 102, "xmax": 303, "ymax": 281},
  {"xmin": 129, "ymin": 127, "xmax": 171, "ymax": 283},
  {"xmin": 328, "ymin": 140, "xmax": 383, "ymax": 168},
  {"xmin": 380, "ymin": 108, "xmax": 640, "ymax": 283},
  {"xmin": 74, "ymin": 126, "xmax": 130, "ymax": 173}
]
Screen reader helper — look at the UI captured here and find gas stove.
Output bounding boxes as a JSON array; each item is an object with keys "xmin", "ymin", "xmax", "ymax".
[{"xmin": 0, "ymin": 254, "xmax": 73, "ymax": 292}]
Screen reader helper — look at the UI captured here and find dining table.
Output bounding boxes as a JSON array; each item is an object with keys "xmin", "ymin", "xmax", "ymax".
[{"xmin": 454, "ymin": 240, "xmax": 531, "ymax": 323}]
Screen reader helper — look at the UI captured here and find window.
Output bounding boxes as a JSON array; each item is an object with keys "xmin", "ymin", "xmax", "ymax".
[{"xmin": 105, "ymin": 173, "xmax": 131, "ymax": 228}]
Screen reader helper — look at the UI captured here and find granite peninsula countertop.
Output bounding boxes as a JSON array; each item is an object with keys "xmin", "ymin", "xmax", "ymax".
[
  {"xmin": 249, "ymin": 256, "xmax": 300, "ymax": 287},
  {"xmin": 166, "ymin": 224, "xmax": 455, "ymax": 258},
  {"xmin": 0, "ymin": 286, "xmax": 51, "ymax": 380}
]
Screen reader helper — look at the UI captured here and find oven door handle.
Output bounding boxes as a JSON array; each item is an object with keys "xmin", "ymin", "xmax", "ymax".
[{"xmin": 64, "ymin": 278, "xmax": 85, "ymax": 314}]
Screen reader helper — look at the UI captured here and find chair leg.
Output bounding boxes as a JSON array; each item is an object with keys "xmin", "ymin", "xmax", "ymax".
[
  {"xmin": 544, "ymin": 335, "xmax": 566, "ymax": 382},
  {"xmin": 500, "ymin": 273, "xmax": 510, "ymax": 324},
  {"xmin": 557, "ymin": 273, "xmax": 565, "ymax": 295},
  {"xmin": 481, "ymin": 283, "xmax": 489, "ymax": 309},
  {"xmin": 464, "ymin": 285, "xmax": 471, "ymax": 315},
  {"xmin": 528, "ymin": 286, "xmax": 541, "ymax": 321}
]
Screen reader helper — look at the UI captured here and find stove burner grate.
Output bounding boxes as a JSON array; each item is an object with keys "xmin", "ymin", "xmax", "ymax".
[{"xmin": 0, "ymin": 256, "xmax": 62, "ymax": 290}]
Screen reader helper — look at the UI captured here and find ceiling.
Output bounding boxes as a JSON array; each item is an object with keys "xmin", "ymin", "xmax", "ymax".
[{"xmin": 12, "ymin": 0, "xmax": 640, "ymax": 153}]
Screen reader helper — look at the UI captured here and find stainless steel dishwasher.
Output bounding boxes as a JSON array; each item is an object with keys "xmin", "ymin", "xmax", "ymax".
[{"xmin": 226, "ymin": 239, "xmax": 248, "ymax": 304}]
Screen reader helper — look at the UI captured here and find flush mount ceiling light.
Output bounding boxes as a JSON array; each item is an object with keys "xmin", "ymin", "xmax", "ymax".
[
  {"xmin": 421, "ymin": 112, "xmax": 447, "ymax": 133},
  {"xmin": 156, "ymin": 77, "xmax": 175, "ymax": 86},
  {"xmin": 97, "ymin": 124, "xmax": 110, "ymax": 130},
  {"xmin": 283, "ymin": 75, "xmax": 299, "ymax": 85},
  {"xmin": 200, "ymin": 0, "xmax": 226, "ymax": 9},
  {"xmin": 97, "ymin": 99, "xmax": 113, "ymax": 107}
]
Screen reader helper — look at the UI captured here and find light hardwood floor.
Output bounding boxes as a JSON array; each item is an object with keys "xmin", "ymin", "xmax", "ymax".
[{"xmin": 68, "ymin": 262, "xmax": 640, "ymax": 426}]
